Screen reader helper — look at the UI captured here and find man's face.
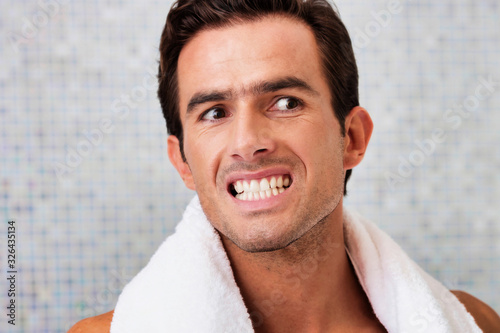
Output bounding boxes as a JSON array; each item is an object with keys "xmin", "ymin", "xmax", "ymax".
[{"xmin": 173, "ymin": 16, "xmax": 346, "ymax": 252}]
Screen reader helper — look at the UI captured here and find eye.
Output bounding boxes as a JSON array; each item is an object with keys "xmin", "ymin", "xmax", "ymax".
[
  {"xmin": 201, "ymin": 107, "xmax": 228, "ymax": 121},
  {"xmin": 273, "ymin": 97, "xmax": 301, "ymax": 112}
]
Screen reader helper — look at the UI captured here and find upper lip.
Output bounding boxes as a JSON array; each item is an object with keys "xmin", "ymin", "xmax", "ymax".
[{"xmin": 224, "ymin": 167, "xmax": 293, "ymax": 190}]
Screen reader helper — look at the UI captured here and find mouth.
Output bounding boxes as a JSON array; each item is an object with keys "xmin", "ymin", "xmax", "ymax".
[{"xmin": 228, "ymin": 175, "xmax": 292, "ymax": 201}]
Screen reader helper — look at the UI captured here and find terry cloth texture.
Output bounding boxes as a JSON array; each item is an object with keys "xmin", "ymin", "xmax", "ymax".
[{"xmin": 111, "ymin": 196, "xmax": 481, "ymax": 333}]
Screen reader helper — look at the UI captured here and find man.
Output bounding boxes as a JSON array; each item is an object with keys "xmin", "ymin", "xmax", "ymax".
[{"xmin": 70, "ymin": 0, "xmax": 500, "ymax": 332}]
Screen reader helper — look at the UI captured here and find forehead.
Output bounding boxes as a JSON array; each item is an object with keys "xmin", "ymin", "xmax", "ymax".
[{"xmin": 176, "ymin": 16, "xmax": 327, "ymax": 112}]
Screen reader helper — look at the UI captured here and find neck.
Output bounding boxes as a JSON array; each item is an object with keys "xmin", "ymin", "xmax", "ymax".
[{"xmin": 221, "ymin": 203, "xmax": 383, "ymax": 332}]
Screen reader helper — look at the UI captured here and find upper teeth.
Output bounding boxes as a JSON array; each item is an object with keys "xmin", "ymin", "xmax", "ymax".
[{"xmin": 233, "ymin": 175, "xmax": 291, "ymax": 201}]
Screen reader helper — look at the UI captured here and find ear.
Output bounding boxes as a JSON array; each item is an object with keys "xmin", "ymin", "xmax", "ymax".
[
  {"xmin": 167, "ymin": 135, "xmax": 196, "ymax": 190},
  {"xmin": 343, "ymin": 106, "xmax": 373, "ymax": 170}
]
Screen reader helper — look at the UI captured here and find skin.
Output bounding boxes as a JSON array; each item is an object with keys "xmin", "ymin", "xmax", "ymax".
[
  {"xmin": 68, "ymin": 16, "xmax": 500, "ymax": 333},
  {"xmin": 67, "ymin": 291, "xmax": 500, "ymax": 332},
  {"xmin": 171, "ymin": 16, "xmax": 382, "ymax": 332},
  {"xmin": 175, "ymin": 16, "xmax": 348, "ymax": 254}
]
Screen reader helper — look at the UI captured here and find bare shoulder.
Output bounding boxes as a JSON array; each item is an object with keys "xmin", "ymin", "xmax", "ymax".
[
  {"xmin": 451, "ymin": 290, "xmax": 500, "ymax": 333},
  {"xmin": 67, "ymin": 310, "xmax": 114, "ymax": 333}
]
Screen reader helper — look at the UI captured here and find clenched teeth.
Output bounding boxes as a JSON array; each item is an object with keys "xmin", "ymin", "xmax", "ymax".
[{"xmin": 232, "ymin": 175, "xmax": 291, "ymax": 201}]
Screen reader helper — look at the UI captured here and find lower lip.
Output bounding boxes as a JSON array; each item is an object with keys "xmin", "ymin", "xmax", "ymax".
[{"xmin": 229, "ymin": 185, "xmax": 293, "ymax": 211}]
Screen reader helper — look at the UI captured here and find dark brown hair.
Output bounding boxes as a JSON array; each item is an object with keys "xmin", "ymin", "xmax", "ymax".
[{"xmin": 158, "ymin": 0, "xmax": 358, "ymax": 195}]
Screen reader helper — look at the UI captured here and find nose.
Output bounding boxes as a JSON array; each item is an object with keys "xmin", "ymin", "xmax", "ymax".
[{"xmin": 228, "ymin": 110, "xmax": 276, "ymax": 162}]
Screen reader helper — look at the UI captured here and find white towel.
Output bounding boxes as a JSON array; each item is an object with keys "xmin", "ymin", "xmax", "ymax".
[
  {"xmin": 343, "ymin": 209, "xmax": 481, "ymax": 333},
  {"xmin": 111, "ymin": 196, "xmax": 481, "ymax": 332}
]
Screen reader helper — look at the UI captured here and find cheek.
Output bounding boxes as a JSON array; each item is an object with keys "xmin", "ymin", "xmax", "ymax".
[
  {"xmin": 293, "ymin": 117, "xmax": 340, "ymax": 151},
  {"xmin": 183, "ymin": 131, "xmax": 226, "ymax": 191},
  {"xmin": 299, "ymin": 123, "xmax": 344, "ymax": 174}
]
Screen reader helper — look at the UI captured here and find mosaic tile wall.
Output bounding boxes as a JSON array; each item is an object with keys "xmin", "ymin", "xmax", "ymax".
[{"xmin": 1, "ymin": 0, "xmax": 499, "ymax": 332}]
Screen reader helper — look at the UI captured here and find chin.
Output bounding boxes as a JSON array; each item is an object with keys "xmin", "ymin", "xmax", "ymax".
[{"xmin": 226, "ymin": 226, "xmax": 305, "ymax": 253}]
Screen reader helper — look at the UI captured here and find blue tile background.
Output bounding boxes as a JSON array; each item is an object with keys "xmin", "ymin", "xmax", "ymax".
[{"xmin": 1, "ymin": 0, "xmax": 499, "ymax": 331}]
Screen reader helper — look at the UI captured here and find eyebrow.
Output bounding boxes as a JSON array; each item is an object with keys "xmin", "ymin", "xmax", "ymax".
[{"xmin": 186, "ymin": 76, "xmax": 319, "ymax": 115}]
